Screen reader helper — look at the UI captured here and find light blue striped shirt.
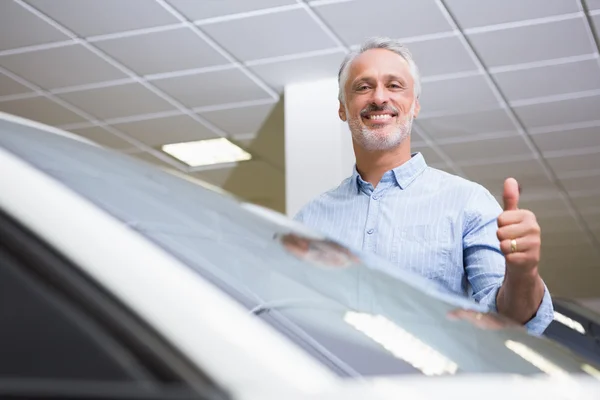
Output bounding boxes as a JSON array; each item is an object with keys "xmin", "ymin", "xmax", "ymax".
[{"xmin": 294, "ymin": 152, "xmax": 553, "ymax": 335}]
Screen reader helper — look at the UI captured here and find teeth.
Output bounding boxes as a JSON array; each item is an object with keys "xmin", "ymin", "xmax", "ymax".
[{"xmin": 369, "ymin": 114, "xmax": 392, "ymax": 120}]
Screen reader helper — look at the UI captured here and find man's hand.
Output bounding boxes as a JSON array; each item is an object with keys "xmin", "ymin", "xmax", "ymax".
[
  {"xmin": 497, "ymin": 177, "xmax": 541, "ymax": 274},
  {"xmin": 495, "ymin": 177, "xmax": 545, "ymax": 324}
]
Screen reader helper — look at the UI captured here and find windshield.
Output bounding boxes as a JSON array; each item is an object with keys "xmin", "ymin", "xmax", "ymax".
[{"xmin": 1, "ymin": 118, "xmax": 599, "ymax": 379}]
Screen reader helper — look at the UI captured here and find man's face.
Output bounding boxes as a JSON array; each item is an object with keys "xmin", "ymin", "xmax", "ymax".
[{"xmin": 339, "ymin": 48, "xmax": 420, "ymax": 151}]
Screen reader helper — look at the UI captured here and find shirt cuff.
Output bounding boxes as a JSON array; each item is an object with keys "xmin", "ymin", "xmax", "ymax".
[{"xmin": 477, "ymin": 282, "xmax": 554, "ymax": 336}]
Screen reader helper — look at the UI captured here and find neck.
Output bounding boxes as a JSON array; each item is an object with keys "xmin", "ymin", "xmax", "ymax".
[{"xmin": 354, "ymin": 140, "xmax": 412, "ymax": 187}]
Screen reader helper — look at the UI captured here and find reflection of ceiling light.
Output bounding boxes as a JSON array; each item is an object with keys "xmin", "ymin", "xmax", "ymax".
[
  {"xmin": 162, "ymin": 138, "xmax": 251, "ymax": 167},
  {"xmin": 505, "ymin": 340, "xmax": 569, "ymax": 378},
  {"xmin": 344, "ymin": 311, "xmax": 458, "ymax": 376},
  {"xmin": 553, "ymin": 311, "xmax": 586, "ymax": 335},
  {"xmin": 582, "ymin": 364, "xmax": 600, "ymax": 380}
]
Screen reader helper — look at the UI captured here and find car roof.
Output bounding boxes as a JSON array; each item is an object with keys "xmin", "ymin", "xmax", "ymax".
[{"xmin": 0, "ymin": 111, "xmax": 98, "ymax": 146}]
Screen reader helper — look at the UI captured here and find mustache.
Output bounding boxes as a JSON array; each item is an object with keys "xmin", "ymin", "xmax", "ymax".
[{"xmin": 360, "ymin": 104, "xmax": 399, "ymax": 117}]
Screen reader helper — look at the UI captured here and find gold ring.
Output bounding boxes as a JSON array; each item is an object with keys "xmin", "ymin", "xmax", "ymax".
[{"xmin": 510, "ymin": 239, "xmax": 517, "ymax": 253}]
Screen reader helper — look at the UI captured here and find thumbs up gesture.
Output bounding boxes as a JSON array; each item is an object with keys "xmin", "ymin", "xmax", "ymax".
[{"xmin": 496, "ymin": 178, "xmax": 541, "ymax": 273}]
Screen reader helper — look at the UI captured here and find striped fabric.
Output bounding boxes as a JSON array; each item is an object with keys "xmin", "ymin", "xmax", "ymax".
[{"xmin": 294, "ymin": 152, "xmax": 553, "ymax": 335}]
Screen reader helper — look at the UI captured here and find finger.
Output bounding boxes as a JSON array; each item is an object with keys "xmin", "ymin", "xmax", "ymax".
[
  {"xmin": 497, "ymin": 224, "xmax": 530, "ymax": 242},
  {"xmin": 503, "ymin": 177, "xmax": 520, "ymax": 211},
  {"xmin": 499, "ymin": 237, "xmax": 532, "ymax": 255},
  {"xmin": 504, "ymin": 251, "xmax": 539, "ymax": 267},
  {"xmin": 497, "ymin": 210, "xmax": 527, "ymax": 227}
]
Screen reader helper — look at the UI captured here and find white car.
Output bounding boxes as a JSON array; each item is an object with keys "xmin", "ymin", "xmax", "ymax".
[{"xmin": 0, "ymin": 112, "xmax": 599, "ymax": 400}]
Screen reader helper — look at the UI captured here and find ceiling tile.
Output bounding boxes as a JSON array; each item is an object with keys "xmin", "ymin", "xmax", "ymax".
[
  {"xmin": 128, "ymin": 150, "xmax": 183, "ymax": 170},
  {"xmin": 407, "ymin": 36, "xmax": 477, "ymax": 77},
  {"xmin": 201, "ymin": 9, "xmax": 337, "ymax": 62},
  {"xmin": 0, "ymin": 1, "xmax": 70, "ymax": 51},
  {"xmin": 248, "ymin": 52, "xmax": 346, "ymax": 92},
  {"xmin": 531, "ymin": 124, "xmax": 600, "ymax": 153},
  {"xmin": 547, "ymin": 150, "xmax": 600, "ymax": 173},
  {"xmin": 445, "ymin": 0, "xmax": 580, "ymax": 29},
  {"xmin": 593, "ymin": 14, "xmax": 600, "ymax": 37},
  {"xmin": 312, "ymin": 0, "xmax": 453, "ymax": 46},
  {"xmin": 417, "ymin": 108, "xmax": 516, "ymax": 139},
  {"xmin": 541, "ymin": 243, "xmax": 598, "ymax": 266},
  {"xmin": 112, "ymin": 115, "xmax": 219, "ymax": 147},
  {"xmin": 514, "ymin": 95, "xmax": 600, "ymax": 129},
  {"xmin": 460, "ymin": 157, "xmax": 545, "ymax": 180},
  {"xmin": 571, "ymin": 193, "xmax": 600, "ymax": 210},
  {"xmin": 57, "ymin": 83, "xmax": 176, "ymax": 120},
  {"xmin": 167, "ymin": 0, "xmax": 296, "ymax": 20},
  {"xmin": 588, "ymin": 0, "xmax": 600, "ymax": 9},
  {"xmin": 199, "ymin": 103, "xmax": 276, "ymax": 135},
  {"xmin": 151, "ymin": 69, "xmax": 272, "ymax": 108},
  {"xmin": 0, "ymin": 96, "xmax": 85, "ymax": 126},
  {"xmin": 419, "ymin": 75, "xmax": 499, "ymax": 114},
  {"xmin": 69, "ymin": 126, "xmax": 134, "ymax": 150},
  {"xmin": 558, "ymin": 173, "xmax": 600, "ymax": 191},
  {"xmin": 231, "ymin": 134, "xmax": 257, "ymax": 149},
  {"xmin": 518, "ymin": 197, "xmax": 571, "ymax": 218},
  {"xmin": 0, "ymin": 73, "xmax": 32, "ymax": 97},
  {"xmin": 411, "ymin": 145, "xmax": 445, "ymax": 165},
  {"xmin": 216, "ymin": 160, "xmax": 283, "ymax": 199},
  {"xmin": 472, "ymin": 173, "xmax": 558, "ymax": 201},
  {"xmin": 441, "ymin": 135, "xmax": 533, "ymax": 163},
  {"xmin": 191, "ymin": 165, "xmax": 236, "ymax": 187},
  {"xmin": 0, "ymin": 44, "xmax": 127, "ymax": 90},
  {"xmin": 24, "ymin": 0, "xmax": 178, "ymax": 37},
  {"xmin": 467, "ymin": 17, "xmax": 595, "ymax": 67},
  {"xmin": 494, "ymin": 59, "xmax": 600, "ymax": 101},
  {"xmin": 541, "ymin": 230, "xmax": 589, "ymax": 247},
  {"xmin": 537, "ymin": 213, "xmax": 584, "ymax": 233},
  {"xmin": 93, "ymin": 27, "xmax": 229, "ymax": 76}
]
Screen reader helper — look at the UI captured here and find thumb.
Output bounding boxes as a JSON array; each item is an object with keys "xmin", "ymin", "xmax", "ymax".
[{"xmin": 503, "ymin": 177, "xmax": 520, "ymax": 211}]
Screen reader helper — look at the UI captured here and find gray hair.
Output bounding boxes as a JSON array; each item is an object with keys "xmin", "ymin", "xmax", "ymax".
[{"xmin": 337, "ymin": 37, "xmax": 421, "ymax": 104}]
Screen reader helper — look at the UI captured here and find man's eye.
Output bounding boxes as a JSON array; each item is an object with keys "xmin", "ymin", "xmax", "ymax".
[
  {"xmin": 357, "ymin": 85, "xmax": 369, "ymax": 91},
  {"xmin": 389, "ymin": 83, "xmax": 402, "ymax": 89}
]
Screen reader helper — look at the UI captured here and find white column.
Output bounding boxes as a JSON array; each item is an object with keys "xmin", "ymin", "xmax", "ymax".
[{"xmin": 284, "ymin": 77, "xmax": 354, "ymax": 218}]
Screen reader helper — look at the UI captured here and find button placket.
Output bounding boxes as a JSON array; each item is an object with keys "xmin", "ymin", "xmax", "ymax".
[{"xmin": 363, "ymin": 191, "xmax": 381, "ymax": 251}]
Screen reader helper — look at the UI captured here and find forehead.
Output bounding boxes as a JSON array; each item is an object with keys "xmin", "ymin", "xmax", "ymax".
[{"xmin": 346, "ymin": 48, "xmax": 412, "ymax": 82}]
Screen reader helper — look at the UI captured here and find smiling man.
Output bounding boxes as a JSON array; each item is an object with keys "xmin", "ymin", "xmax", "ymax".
[{"xmin": 294, "ymin": 37, "xmax": 553, "ymax": 335}]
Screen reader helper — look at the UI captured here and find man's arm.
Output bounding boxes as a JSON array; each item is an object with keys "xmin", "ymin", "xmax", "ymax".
[{"xmin": 462, "ymin": 181, "xmax": 553, "ymax": 335}]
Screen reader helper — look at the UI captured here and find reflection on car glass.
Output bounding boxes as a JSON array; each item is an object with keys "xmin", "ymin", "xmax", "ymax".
[
  {"xmin": 275, "ymin": 232, "xmax": 360, "ymax": 269},
  {"xmin": 447, "ymin": 308, "xmax": 521, "ymax": 331}
]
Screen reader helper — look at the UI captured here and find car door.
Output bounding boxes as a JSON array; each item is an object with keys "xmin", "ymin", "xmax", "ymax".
[{"xmin": 0, "ymin": 208, "xmax": 228, "ymax": 400}]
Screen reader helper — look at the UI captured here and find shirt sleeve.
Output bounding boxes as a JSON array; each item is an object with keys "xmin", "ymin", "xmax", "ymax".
[{"xmin": 462, "ymin": 186, "xmax": 554, "ymax": 336}]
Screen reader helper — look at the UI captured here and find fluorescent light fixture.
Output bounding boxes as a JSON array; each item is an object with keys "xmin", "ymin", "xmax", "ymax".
[
  {"xmin": 162, "ymin": 138, "xmax": 251, "ymax": 167},
  {"xmin": 344, "ymin": 311, "xmax": 458, "ymax": 376},
  {"xmin": 553, "ymin": 311, "xmax": 586, "ymax": 335}
]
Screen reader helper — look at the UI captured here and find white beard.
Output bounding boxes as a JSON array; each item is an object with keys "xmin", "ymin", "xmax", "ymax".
[{"xmin": 347, "ymin": 103, "xmax": 415, "ymax": 151}]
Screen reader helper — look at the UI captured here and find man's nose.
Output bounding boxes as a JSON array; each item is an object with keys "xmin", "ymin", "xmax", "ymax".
[{"xmin": 371, "ymin": 86, "xmax": 389, "ymax": 104}]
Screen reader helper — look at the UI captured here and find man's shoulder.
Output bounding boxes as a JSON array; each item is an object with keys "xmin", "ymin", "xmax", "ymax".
[
  {"xmin": 425, "ymin": 165, "xmax": 491, "ymax": 196},
  {"xmin": 294, "ymin": 176, "xmax": 355, "ymax": 220}
]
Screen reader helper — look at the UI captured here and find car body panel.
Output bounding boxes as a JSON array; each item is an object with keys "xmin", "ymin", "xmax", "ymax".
[{"xmin": 1, "ymin": 113, "xmax": 600, "ymax": 398}]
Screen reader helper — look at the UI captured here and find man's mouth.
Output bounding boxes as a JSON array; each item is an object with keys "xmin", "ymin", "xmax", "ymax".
[{"xmin": 362, "ymin": 113, "xmax": 397, "ymax": 122}]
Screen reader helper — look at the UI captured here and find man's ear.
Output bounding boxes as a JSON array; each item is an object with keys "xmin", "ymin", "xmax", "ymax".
[
  {"xmin": 413, "ymin": 99, "xmax": 421, "ymax": 119},
  {"xmin": 338, "ymin": 101, "xmax": 347, "ymax": 122}
]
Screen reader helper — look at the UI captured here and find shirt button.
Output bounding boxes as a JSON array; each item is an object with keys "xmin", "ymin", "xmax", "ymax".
[
  {"xmin": 367, "ymin": 229, "xmax": 374, "ymax": 235},
  {"xmin": 372, "ymin": 195, "xmax": 379, "ymax": 200}
]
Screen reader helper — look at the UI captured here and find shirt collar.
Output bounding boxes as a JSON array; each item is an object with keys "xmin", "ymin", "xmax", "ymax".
[{"xmin": 351, "ymin": 152, "xmax": 428, "ymax": 192}]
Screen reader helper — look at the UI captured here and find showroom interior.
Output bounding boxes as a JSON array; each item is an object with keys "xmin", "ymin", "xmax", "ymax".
[{"xmin": 2, "ymin": 0, "xmax": 600, "ymax": 338}]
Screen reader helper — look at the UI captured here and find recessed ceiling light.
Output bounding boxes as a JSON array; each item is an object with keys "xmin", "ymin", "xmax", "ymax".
[{"xmin": 161, "ymin": 138, "xmax": 251, "ymax": 167}]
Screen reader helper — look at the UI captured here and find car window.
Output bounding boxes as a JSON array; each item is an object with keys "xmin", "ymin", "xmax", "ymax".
[{"xmin": 1, "ymin": 119, "xmax": 599, "ymax": 379}]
